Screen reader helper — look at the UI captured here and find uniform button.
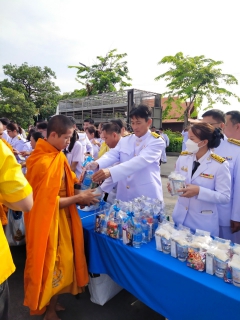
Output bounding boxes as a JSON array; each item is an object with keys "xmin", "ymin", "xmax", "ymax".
[
  {"xmin": 185, "ymin": 207, "xmax": 188, "ymax": 210},
  {"xmin": 126, "ymin": 186, "xmax": 130, "ymax": 189}
]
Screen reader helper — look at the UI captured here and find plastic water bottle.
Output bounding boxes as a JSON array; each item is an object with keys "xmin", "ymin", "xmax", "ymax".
[
  {"xmin": 80, "ymin": 170, "xmax": 94, "ymax": 190},
  {"xmin": 133, "ymin": 223, "xmax": 142, "ymax": 248},
  {"xmin": 141, "ymin": 219, "xmax": 150, "ymax": 243},
  {"xmin": 152, "ymin": 215, "xmax": 159, "ymax": 237}
]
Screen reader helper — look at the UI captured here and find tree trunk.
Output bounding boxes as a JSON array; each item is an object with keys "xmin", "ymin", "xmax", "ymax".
[{"xmin": 184, "ymin": 106, "xmax": 191, "ymax": 128}]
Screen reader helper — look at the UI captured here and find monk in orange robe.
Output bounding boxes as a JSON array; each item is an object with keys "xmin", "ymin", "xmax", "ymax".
[{"xmin": 24, "ymin": 115, "xmax": 100, "ymax": 320}]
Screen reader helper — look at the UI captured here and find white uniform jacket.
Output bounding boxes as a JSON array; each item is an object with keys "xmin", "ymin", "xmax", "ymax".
[
  {"xmin": 172, "ymin": 150, "xmax": 231, "ymax": 236},
  {"xmin": 96, "ymin": 130, "xmax": 165, "ymax": 202},
  {"xmin": 78, "ymin": 132, "xmax": 93, "ymax": 155},
  {"xmin": 10, "ymin": 135, "xmax": 28, "ymax": 152},
  {"xmin": 213, "ymin": 138, "xmax": 240, "ymax": 226}
]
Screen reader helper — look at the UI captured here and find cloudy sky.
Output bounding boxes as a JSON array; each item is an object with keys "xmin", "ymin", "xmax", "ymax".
[{"xmin": 0, "ymin": 0, "xmax": 240, "ymax": 114}]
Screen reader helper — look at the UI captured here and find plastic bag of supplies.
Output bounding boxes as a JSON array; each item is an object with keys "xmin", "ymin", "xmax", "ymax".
[
  {"xmin": 88, "ymin": 274, "xmax": 122, "ymax": 306},
  {"xmin": 5, "ymin": 209, "xmax": 25, "ymax": 246}
]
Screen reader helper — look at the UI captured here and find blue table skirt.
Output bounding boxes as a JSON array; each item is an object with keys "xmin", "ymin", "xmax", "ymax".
[{"xmin": 79, "ymin": 209, "xmax": 240, "ymax": 320}]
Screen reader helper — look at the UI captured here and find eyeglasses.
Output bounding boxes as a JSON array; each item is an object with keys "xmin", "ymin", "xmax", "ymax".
[{"xmin": 7, "ymin": 130, "xmax": 12, "ymax": 133}]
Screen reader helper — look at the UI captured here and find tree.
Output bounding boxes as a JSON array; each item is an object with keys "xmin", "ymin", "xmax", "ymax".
[
  {"xmin": 59, "ymin": 88, "xmax": 88, "ymax": 101},
  {"xmin": 155, "ymin": 52, "xmax": 240, "ymax": 126},
  {"xmin": 0, "ymin": 62, "xmax": 61, "ymax": 120},
  {"xmin": 0, "ymin": 87, "xmax": 36, "ymax": 127},
  {"xmin": 68, "ymin": 49, "xmax": 132, "ymax": 95}
]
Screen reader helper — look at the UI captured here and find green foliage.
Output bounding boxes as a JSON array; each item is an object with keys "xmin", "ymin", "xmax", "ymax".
[
  {"xmin": 59, "ymin": 88, "xmax": 88, "ymax": 101},
  {"xmin": 164, "ymin": 129, "xmax": 182, "ymax": 152},
  {"xmin": 0, "ymin": 87, "xmax": 36, "ymax": 127},
  {"xmin": 166, "ymin": 137, "xmax": 183, "ymax": 152},
  {"xmin": 155, "ymin": 52, "xmax": 240, "ymax": 125},
  {"xmin": 69, "ymin": 49, "xmax": 132, "ymax": 95},
  {"xmin": 0, "ymin": 62, "xmax": 60, "ymax": 121},
  {"xmin": 164, "ymin": 129, "xmax": 182, "ymax": 138}
]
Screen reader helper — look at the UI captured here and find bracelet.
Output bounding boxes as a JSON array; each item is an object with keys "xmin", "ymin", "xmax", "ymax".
[{"xmin": 74, "ymin": 184, "xmax": 81, "ymax": 190}]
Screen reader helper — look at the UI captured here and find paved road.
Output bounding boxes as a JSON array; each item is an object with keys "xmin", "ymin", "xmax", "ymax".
[{"xmin": 8, "ymin": 156, "xmax": 178, "ymax": 320}]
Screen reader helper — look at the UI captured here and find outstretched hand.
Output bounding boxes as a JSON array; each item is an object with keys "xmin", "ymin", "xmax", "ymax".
[
  {"xmin": 92, "ymin": 169, "xmax": 111, "ymax": 183},
  {"xmin": 76, "ymin": 188, "xmax": 101, "ymax": 206}
]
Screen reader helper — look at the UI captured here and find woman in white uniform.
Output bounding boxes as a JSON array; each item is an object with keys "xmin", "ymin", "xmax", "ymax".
[
  {"xmin": 63, "ymin": 129, "xmax": 85, "ymax": 180},
  {"xmin": 6, "ymin": 122, "xmax": 31, "ymax": 156},
  {"xmin": 170, "ymin": 123, "xmax": 231, "ymax": 236},
  {"xmin": 85, "ymin": 125, "xmax": 101, "ymax": 159}
]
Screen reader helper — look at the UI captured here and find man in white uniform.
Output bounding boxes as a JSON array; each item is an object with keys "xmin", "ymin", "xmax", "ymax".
[
  {"xmin": 202, "ymin": 109, "xmax": 240, "ymax": 243},
  {"xmin": 88, "ymin": 105, "xmax": 165, "ymax": 202},
  {"xmin": 100, "ymin": 122, "xmax": 122, "ymax": 203},
  {"xmin": 159, "ymin": 128, "xmax": 169, "ymax": 163}
]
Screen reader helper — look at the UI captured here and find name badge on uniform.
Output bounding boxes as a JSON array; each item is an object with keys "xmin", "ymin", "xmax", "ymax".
[
  {"xmin": 181, "ymin": 166, "xmax": 188, "ymax": 172},
  {"xmin": 223, "ymin": 156, "xmax": 232, "ymax": 161},
  {"xmin": 200, "ymin": 173, "xmax": 214, "ymax": 179}
]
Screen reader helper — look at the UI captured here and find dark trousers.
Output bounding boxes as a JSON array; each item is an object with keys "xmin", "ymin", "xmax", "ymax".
[{"xmin": 0, "ymin": 280, "xmax": 9, "ymax": 320}]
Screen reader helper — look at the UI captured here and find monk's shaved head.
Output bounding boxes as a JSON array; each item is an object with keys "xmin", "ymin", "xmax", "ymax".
[{"xmin": 47, "ymin": 115, "xmax": 74, "ymax": 138}]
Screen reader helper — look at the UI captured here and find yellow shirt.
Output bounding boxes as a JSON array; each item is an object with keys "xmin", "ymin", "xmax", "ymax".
[
  {"xmin": 0, "ymin": 140, "xmax": 32, "ymax": 284},
  {"xmin": 98, "ymin": 141, "xmax": 110, "ymax": 158}
]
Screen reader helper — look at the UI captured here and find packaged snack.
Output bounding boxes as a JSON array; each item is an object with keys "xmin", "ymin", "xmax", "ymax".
[
  {"xmin": 187, "ymin": 248, "xmax": 206, "ymax": 271},
  {"xmin": 168, "ymin": 171, "xmax": 186, "ymax": 196}
]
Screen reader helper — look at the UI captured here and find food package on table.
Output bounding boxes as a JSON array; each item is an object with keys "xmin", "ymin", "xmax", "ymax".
[{"xmin": 187, "ymin": 247, "xmax": 206, "ymax": 272}]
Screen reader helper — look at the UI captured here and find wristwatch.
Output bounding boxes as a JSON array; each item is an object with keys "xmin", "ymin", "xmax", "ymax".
[{"xmin": 74, "ymin": 184, "xmax": 81, "ymax": 190}]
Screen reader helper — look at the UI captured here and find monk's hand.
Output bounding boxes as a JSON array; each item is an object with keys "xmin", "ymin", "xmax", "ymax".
[
  {"xmin": 231, "ymin": 220, "xmax": 240, "ymax": 233},
  {"xmin": 92, "ymin": 169, "xmax": 111, "ymax": 183},
  {"xmin": 85, "ymin": 161, "xmax": 99, "ymax": 171},
  {"xmin": 79, "ymin": 189, "xmax": 101, "ymax": 206},
  {"xmin": 179, "ymin": 184, "xmax": 199, "ymax": 198}
]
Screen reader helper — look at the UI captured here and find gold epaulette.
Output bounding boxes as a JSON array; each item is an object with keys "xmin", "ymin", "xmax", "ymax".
[
  {"xmin": 18, "ymin": 136, "xmax": 21, "ymax": 140},
  {"xmin": 211, "ymin": 153, "xmax": 225, "ymax": 163},
  {"xmin": 180, "ymin": 151, "xmax": 191, "ymax": 156},
  {"xmin": 228, "ymin": 138, "xmax": 240, "ymax": 146},
  {"xmin": 151, "ymin": 132, "xmax": 160, "ymax": 139},
  {"xmin": 123, "ymin": 132, "xmax": 132, "ymax": 137}
]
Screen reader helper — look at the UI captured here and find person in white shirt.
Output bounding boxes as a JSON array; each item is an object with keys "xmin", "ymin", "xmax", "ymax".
[
  {"xmin": 63, "ymin": 129, "xmax": 85, "ymax": 180},
  {"xmin": 83, "ymin": 118, "xmax": 94, "ymax": 131},
  {"xmin": 88, "ymin": 105, "xmax": 165, "ymax": 202},
  {"xmin": 99, "ymin": 122, "xmax": 122, "ymax": 203},
  {"xmin": 6, "ymin": 122, "xmax": 30, "ymax": 154},
  {"xmin": 170, "ymin": 122, "xmax": 231, "ymax": 236},
  {"xmin": 159, "ymin": 127, "xmax": 169, "ymax": 163},
  {"xmin": 202, "ymin": 109, "xmax": 240, "ymax": 243},
  {"xmin": 0, "ymin": 117, "xmax": 11, "ymax": 142},
  {"xmin": 36, "ymin": 121, "xmax": 48, "ymax": 138},
  {"xmin": 85, "ymin": 125, "xmax": 101, "ymax": 159},
  {"xmin": 181, "ymin": 127, "xmax": 189, "ymax": 151}
]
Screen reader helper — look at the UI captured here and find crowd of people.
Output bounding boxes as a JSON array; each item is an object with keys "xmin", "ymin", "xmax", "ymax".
[{"xmin": 0, "ymin": 106, "xmax": 240, "ymax": 320}]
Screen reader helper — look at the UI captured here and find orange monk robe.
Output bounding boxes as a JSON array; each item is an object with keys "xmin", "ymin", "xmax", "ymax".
[
  {"xmin": 24, "ymin": 139, "xmax": 88, "ymax": 315},
  {"xmin": 0, "ymin": 204, "xmax": 8, "ymax": 225}
]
